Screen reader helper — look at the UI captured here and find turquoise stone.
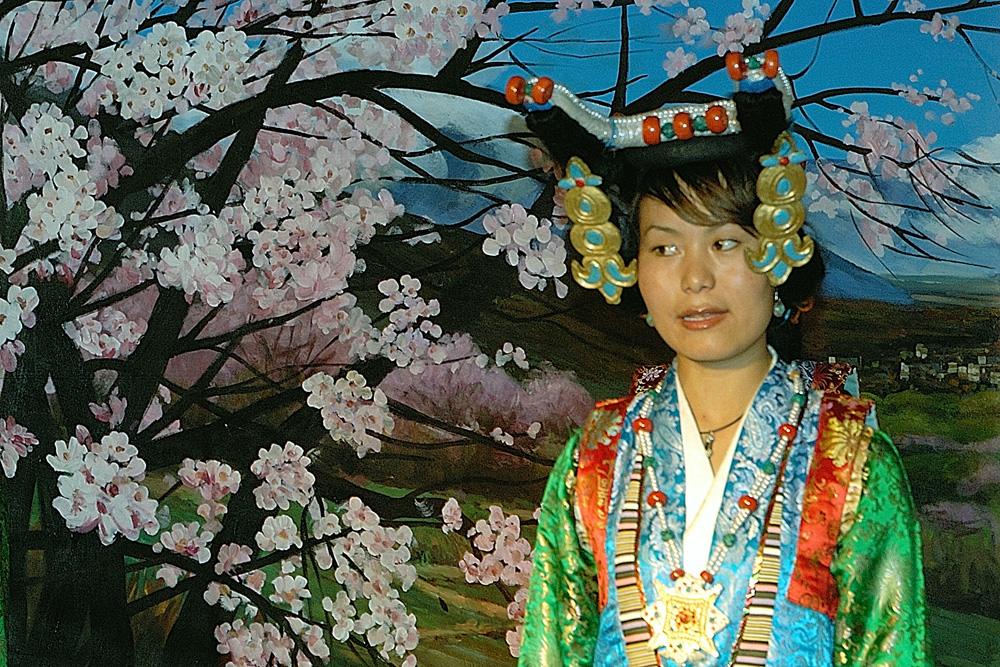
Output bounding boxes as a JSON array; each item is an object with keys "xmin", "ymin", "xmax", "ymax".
[
  {"xmin": 723, "ymin": 533, "xmax": 736, "ymax": 547},
  {"xmin": 661, "ymin": 125, "xmax": 675, "ymax": 139},
  {"xmin": 585, "ymin": 230, "xmax": 603, "ymax": 245},
  {"xmin": 693, "ymin": 116, "xmax": 708, "ymax": 132},
  {"xmin": 661, "ymin": 529, "xmax": 675, "ymax": 541},
  {"xmin": 792, "ymin": 393, "xmax": 806, "ymax": 407},
  {"xmin": 762, "ymin": 461, "xmax": 776, "ymax": 475}
]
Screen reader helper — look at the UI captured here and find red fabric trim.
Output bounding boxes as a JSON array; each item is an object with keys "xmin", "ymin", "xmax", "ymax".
[
  {"xmin": 809, "ymin": 362, "xmax": 854, "ymax": 394},
  {"xmin": 576, "ymin": 398, "xmax": 629, "ymax": 610},
  {"xmin": 787, "ymin": 393, "xmax": 872, "ymax": 619}
]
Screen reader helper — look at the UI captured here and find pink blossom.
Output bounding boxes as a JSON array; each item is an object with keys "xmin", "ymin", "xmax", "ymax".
[
  {"xmin": 323, "ymin": 591, "xmax": 356, "ymax": 641},
  {"xmin": 343, "ymin": 497, "xmax": 380, "ymax": 532},
  {"xmin": 270, "ymin": 574, "xmax": 312, "ymax": 613},
  {"xmin": 921, "ymin": 12, "xmax": 960, "ymax": 42},
  {"xmin": 89, "ymin": 391, "xmax": 127, "ymax": 427},
  {"xmin": 506, "ymin": 624, "xmax": 523, "ymax": 658},
  {"xmin": 204, "ymin": 582, "xmax": 246, "ymax": 612},
  {"xmin": 216, "ymin": 543, "xmax": 253, "ymax": 574},
  {"xmin": 0, "ymin": 340, "xmax": 25, "ymax": 372},
  {"xmin": 0, "ymin": 417, "xmax": 37, "ymax": 478},
  {"xmin": 153, "ymin": 521, "xmax": 213, "ymax": 563},
  {"xmin": 179, "ymin": 458, "xmax": 242, "ymax": 502},
  {"xmin": 64, "ymin": 307, "xmax": 147, "ymax": 360},
  {"xmin": 481, "ymin": 204, "xmax": 567, "ymax": 298},
  {"xmin": 47, "ymin": 436, "xmax": 87, "ymax": 474},
  {"xmin": 335, "ymin": 561, "xmax": 365, "ymax": 599},
  {"xmin": 50, "ymin": 431, "xmax": 159, "ymax": 545},
  {"xmin": 309, "ymin": 498, "xmax": 342, "ymax": 539},
  {"xmin": 712, "ymin": 10, "xmax": 765, "ymax": 55},
  {"xmin": 670, "ymin": 7, "xmax": 709, "ymax": 42},
  {"xmin": 315, "ymin": 544, "xmax": 334, "ymax": 570},
  {"xmin": 303, "ymin": 371, "xmax": 393, "ymax": 457},
  {"xmin": 156, "ymin": 564, "xmax": 186, "ymax": 588},
  {"xmin": 250, "ymin": 441, "xmax": 315, "ymax": 510},
  {"xmin": 214, "ymin": 620, "xmax": 298, "ymax": 667},
  {"xmin": 457, "ymin": 505, "xmax": 533, "ymax": 655},
  {"xmin": 256, "ymin": 514, "xmax": 303, "ymax": 551},
  {"xmin": 441, "ymin": 497, "xmax": 463, "ymax": 533}
]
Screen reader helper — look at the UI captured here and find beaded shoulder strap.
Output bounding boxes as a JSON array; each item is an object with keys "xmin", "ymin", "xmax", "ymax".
[
  {"xmin": 616, "ymin": 394, "xmax": 662, "ymax": 667},
  {"xmin": 728, "ymin": 468, "xmax": 789, "ymax": 665}
]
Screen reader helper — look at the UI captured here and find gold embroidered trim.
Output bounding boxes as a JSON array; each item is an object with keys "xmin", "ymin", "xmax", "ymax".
[{"xmin": 839, "ymin": 425, "xmax": 874, "ymax": 538}]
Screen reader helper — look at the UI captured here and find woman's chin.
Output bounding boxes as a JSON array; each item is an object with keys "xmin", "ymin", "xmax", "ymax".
[{"xmin": 665, "ymin": 332, "xmax": 769, "ymax": 367}]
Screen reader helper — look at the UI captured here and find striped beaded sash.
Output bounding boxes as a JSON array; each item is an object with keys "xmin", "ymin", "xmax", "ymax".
[
  {"xmin": 729, "ymin": 486, "xmax": 786, "ymax": 666},
  {"xmin": 615, "ymin": 461, "xmax": 660, "ymax": 666},
  {"xmin": 616, "ymin": 450, "xmax": 791, "ymax": 667}
]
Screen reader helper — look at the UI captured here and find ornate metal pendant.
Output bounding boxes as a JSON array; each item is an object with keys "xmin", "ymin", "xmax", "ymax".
[{"xmin": 643, "ymin": 572, "xmax": 730, "ymax": 662}]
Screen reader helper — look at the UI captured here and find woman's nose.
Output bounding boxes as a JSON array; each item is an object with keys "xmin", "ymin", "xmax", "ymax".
[{"xmin": 680, "ymin": 250, "xmax": 715, "ymax": 293}]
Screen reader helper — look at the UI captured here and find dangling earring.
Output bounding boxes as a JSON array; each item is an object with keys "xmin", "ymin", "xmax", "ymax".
[
  {"xmin": 644, "ymin": 312, "xmax": 655, "ymax": 327},
  {"xmin": 772, "ymin": 291, "xmax": 786, "ymax": 318}
]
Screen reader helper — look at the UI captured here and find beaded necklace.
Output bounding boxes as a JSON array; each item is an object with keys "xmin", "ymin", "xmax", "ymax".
[{"xmin": 625, "ymin": 368, "xmax": 807, "ymax": 664}]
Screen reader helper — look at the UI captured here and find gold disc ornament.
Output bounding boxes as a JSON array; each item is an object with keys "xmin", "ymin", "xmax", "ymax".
[{"xmin": 643, "ymin": 572, "xmax": 730, "ymax": 663}]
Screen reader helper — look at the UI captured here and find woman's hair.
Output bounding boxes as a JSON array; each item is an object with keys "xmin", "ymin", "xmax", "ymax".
[{"xmin": 630, "ymin": 156, "xmax": 825, "ymax": 361}]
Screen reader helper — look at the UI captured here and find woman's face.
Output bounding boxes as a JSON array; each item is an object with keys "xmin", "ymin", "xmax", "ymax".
[{"xmin": 637, "ymin": 195, "xmax": 774, "ymax": 368}]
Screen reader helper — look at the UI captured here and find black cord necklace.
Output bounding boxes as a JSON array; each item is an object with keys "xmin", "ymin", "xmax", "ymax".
[{"xmin": 696, "ymin": 413, "xmax": 744, "ymax": 456}]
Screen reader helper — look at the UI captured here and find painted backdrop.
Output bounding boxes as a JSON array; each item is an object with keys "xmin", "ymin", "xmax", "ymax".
[{"xmin": 0, "ymin": 0, "xmax": 998, "ymax": 665}]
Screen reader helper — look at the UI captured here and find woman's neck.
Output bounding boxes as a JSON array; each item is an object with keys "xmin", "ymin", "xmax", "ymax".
[{"xmin": 675, "ymin": 342, "xmax": 774, "ymax": 445}]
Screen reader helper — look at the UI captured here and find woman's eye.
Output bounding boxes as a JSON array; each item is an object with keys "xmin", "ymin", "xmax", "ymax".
[
  {"xmin": 715, "ymin": 238, "xmax": 739, "ymax": 251},
  {"xmin": 652, "ymin": 244, "xmax": 678, "ymax": 256}
]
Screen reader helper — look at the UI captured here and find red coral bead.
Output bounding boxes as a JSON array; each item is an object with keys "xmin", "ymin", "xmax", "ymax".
[
  {"xmin": 531, "ymin": 77, "xmax": 554, "ymax": 104},
  {"xmin": 725, "ymin": 52, "xmax": 746, "ymax": 81},
  {"xmin": 778, "ymin": 423, "xmax": 797, "ymax": 440},
  {"xmin": 505, "ymin": 76, "xmax": 526, "ymax": 105},
  {"xmin": 633, "ymin": 417, "xmax": 653, "ymax": 433},
  {"xmin": 700, "ymin": 570, "xmax": 714, "ymax": 584},
  {"xmin": 779, "ymin": 156, "xmax": 789, "ymax": 166},
  {"xmin": 738, "ymin": 495, "xmax": 758, "ymax": 512},
  {"xmin": 763, "ymin": 49, "xmax": 780, "ymax": 78},
  {"xmin": 647, "ymin": 490, "xmax": 667, "ymax": 507},
  {"xmin": 673, "ymin": 112, "xmax": 694, "ymax": 141},
  {"xmin": 670, "ymin": 568, "xmax": 685, "ymax": 580},
  {"xmin": 705, "ymin": 105, "xmax": 729, "ymax": 134},
  {"xmin": 642, "ymin": 116, "xmax": 661, "ymax": 146}
]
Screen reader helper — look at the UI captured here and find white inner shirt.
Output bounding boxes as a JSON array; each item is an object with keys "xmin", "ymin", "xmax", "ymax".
[{"xmin": 676, "ymin": 353, "xmax": 776, "ymax": 574}]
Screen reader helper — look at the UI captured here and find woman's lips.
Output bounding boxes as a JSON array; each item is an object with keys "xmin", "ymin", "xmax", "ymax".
[{"xmin": 678, "ymin": 309, "xmax": 727, "ymax": 330}]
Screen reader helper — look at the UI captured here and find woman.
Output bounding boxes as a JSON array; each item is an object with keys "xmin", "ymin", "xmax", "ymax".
[{"xmin": 506, "ymin": 52, "xmax": 928, "ymax": 667}]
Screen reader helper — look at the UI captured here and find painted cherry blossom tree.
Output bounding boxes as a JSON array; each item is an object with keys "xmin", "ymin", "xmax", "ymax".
[{"xmin": 0, "ymin": 0, "xmax": 997, "ymax": 664}]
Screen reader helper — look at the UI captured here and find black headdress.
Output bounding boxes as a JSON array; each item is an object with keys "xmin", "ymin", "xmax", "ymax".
[{"xmin": 507, "ymin": 51, "xmax": 813, "ymax": 304}]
